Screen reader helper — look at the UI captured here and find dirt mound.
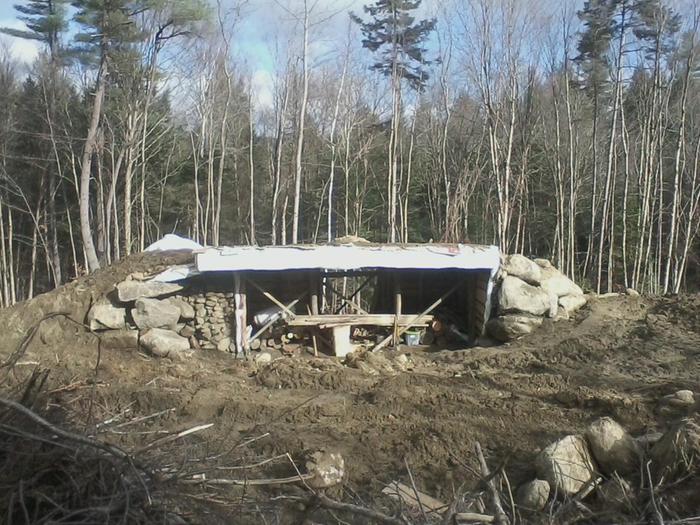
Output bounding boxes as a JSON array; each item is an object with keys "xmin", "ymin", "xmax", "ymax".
[{"xmin": 1, "ymin": 257, "xmax": 699, "ymax": 523}]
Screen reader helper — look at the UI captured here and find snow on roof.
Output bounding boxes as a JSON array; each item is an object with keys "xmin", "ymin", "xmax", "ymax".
[
  {"xmin": 195, "ymin": 243, "xmax": 501, "ymax": 273},
  {"xmin": 145, "ymin": 234, "xmax": 203, "ymax": 252}
]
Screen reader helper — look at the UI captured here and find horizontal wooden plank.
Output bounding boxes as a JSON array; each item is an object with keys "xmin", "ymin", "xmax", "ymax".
[{"xmin": 287, "ymin": 314, "xmax": 433, "ymax": 327}]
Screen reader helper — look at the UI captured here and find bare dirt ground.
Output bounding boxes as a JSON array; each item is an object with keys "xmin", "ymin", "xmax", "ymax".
[{"xmin": 1, "ymin": 252, "xmax": 699, "ymax": 524}]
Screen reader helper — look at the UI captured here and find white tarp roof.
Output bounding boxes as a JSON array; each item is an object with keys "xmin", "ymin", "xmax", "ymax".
[
  {"xmin": 195, "ymin": 244, "xmax": 500, "ymax": 273},
  {"xmin": 145, "ymin": 234, "xmax": 203, "ymax": 252}
]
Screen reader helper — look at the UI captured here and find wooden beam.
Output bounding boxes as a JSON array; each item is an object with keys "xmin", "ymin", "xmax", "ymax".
[
  {"xmin": 309, "ymin": 272, "xmax": 319, "ymax": 315},
  {"xmin": 287, "ymin": 314, "xmax": 433, "ymax": 327},
  {"xmin": 333, "ymin": 275, "xmax": 373, "ymax": 314},
  {"xmin": 327, "ymin": 284, "xmax": 369, "ymax": 315},
  {"xmin": 247, "ymin": 278, "xmax": 297, "ymax": 319},
  {"xmin": 393, "ymin": 276, "xmax": 402, "ymax": 346}
]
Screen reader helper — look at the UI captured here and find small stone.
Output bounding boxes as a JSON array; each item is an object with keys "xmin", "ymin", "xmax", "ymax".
[
  {"xmin": 516, "ymin": 479, "xmax": 550, "ymax": 511},
  {"xmin": 179, "ymin": 325, "xmax": 196, "ymax": 338},
  {"xmin": 306, "ymin": 451, "xmax": 345, "ymax": 488},
  {"xmin": 536, "ymin": 435, "xmax": 596, "ymax": 496},
  {"xmin": 585, "ymin": 417, "xmax": 640, "ymax": 475},
  {"xmin": 255, "ymin": 352, "xmax": 272, "ymax": 364},
  {"xmin": 116, "ymin": 280, "xmax": 184, "ymax": 302},
  {"xmin": 194, "ymin": 297, "xmax": 206, "ymax": 304},
  {"xmin": 657, "ymin": 390, "xmax": 696, "ymax": 420}
]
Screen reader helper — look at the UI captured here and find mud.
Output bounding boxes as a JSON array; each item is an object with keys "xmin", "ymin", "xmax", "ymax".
[{"xmin": 1, "ymin": 255, "xmax": 699, "ymax": 522}]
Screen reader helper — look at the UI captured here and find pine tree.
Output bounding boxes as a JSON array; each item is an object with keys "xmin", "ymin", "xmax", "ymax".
[{"xmin": 351, "ymin": 0, "xmax": 436, "ymax": 242}]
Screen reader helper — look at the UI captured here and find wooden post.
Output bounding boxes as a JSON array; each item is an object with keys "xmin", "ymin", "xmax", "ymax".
[
  {"xmin": 393, "ymin": 275, "xmax": 402, "ymax": 346},
  {"xmin": 309, "ymin": 271, "xmax": 319, "ymax": 315},
  {"xmin": 234, "ymin": 273, "xmax": 248, "ymax": 357}
]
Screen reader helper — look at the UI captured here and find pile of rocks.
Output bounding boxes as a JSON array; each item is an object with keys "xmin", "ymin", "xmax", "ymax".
[
  {"xmin": 486, "ymin": 254, "xmax": 587, "ymax": 342},
  {"xmin": 86, "ymin": 276, "xmax": 242, "ymax": 358},
  {"xmin": 516, "ymin": 390, "xmax": 699, "ymax": 514},
  {"xmin": 87, "ymin": 278, "xmax": 195, "ymax": 359}
]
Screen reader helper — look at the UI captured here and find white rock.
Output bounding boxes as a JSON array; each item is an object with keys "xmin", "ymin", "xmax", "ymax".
[
  {"xmin": 558, "ymin": 294, "xmax": 587, "ymax": 315},
  {"xmin": 255, "ymin": 352, "xmax": 273, "ymax": 364},
  {"xmin": 87, "ymin": 303, "xmax": 126, "ymax": 331},
  {"xmin": 498, "ymin": 276, "xmax": 551, "ymax": 316},
  {"xmin": 140, "ymin": 328, "xmax": 191, "ymax": 358},
  {"xmin": 540, "ymin": 267, "xmax": 583, "ymax": 298},
  {"xmin": 116, "ymin": 280, "xmax": 184, "ymax": 302},
  {"xmin": 502, "ymin": 254, "xmax": 543, "ymax": 286},
  {"xmin": 536, "ymin": 435, "xmax": 596, "ymax": 496},
  {"xmin": 486, "ymin": 315, "xmax": 543, "ymax": 342},
  {"xmin": 626, "ymin": 288, "xmax": 640, "ymax": 296},
  {"xmin": 516, "ymin": 479, "xmax": 550, "ymax": 511},
  {"xmin": 306, "ymin": 451, "xmax": 345, "ymax": 488},
  {"xmin": 132, "ymin": 298, "xmax": 181, "ymax": 330},
  {"xmin": 534, "ymin": 258, "xmax": 553, "ymax": 269},
  {"xmin": 585, "ymin": 417, "xmax": 640, "ymax": 475}
]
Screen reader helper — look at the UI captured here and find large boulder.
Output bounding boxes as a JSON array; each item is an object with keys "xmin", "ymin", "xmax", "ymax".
[
  {"xmin": 650, "ymin": 415, "xmax": 700, "ymax": 477},
  {"xmin": 536, "ymin": 435, "xmax": 596, "ymax": 497},
  {"xmin": 502, "ymin": 254, "xmax": 543, "ymax": 286},
  {"xmin": 559, "ymin": 294, "xmax": 587, "ymax": 315},
  {"xmin": 87, "ymin": 302, "xmax": 126, "ymax": 331},
  {"xmin": 498, "ymin": 276, "xmax": 551, "ymax": 316},
  {"xmin": 486, "ymin": 315, "xmax": 543, "ymax": 342},
  {"xmin": 516, "ymin": 479, "xmax": 550, "ymax": 511},
  {"xmin": 132, "ymin": 298, "xmax": 181, "ymax": 330},
  {"xmin": 540, "ymin": 267, "xmax": 583, "ymax": 298},
  {"xmin": 585, "ymin": 417, "xmax": 640, "ymax": 475},
  {"xmin": 116, "ymin": 280, "xmax": 184, "ymax": 302},
  {"xmin": 140, "ymin": 328, "xmax": 191, "ymax": 358}
]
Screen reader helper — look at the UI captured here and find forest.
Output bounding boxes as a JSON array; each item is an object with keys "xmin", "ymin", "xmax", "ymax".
[{"xmin": 0, "ymin": 0, "xmax": 699, "ymax": 305}]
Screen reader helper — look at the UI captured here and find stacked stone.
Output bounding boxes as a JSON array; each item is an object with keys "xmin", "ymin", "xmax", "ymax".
[{"xmin": 184, "ymin": 292, "xmax": 235, "ymax": 351}]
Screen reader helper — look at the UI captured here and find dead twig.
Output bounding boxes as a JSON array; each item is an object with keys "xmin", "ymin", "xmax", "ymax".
[{"xmin": 475, "ymin": 442, "xmax": 510, "ymax": 525}]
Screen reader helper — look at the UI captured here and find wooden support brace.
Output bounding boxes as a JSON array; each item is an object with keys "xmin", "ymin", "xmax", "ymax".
[
  {"xmin": 247, "ymin": 279, "xmax": 297, "ymax": 320},
  {"xmin": 234, "ymin": 273, "xmax": 248, "ymax": 356}
]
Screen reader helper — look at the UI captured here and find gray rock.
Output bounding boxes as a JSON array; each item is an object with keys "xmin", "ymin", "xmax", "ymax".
[
  {"xmin": 305, "ymin": 451, "xmax": 345, "ymax": 489},
  {"xmin": 585, "ymin": 417, "xmax": 640, "ymax": 475},
  {"xmin": 140, "ymin": 328, "xmax": 191, "ymax": 358},
  {"xmin": 536, "ymin": 435, "xmax": 596, "ymax": 496},
  {"xmin": 116, "ymin": 280, "xmax": 184, "ymax": 302},
  {"xmin": 559, "ymin": 294, "xmax": 587, "ymax": 315},
  {"xmin": 167, "ymin": 297, "xmax": 195, "ymax": 320},
  {"xmin": 132, "ymin": 298, "xmax": 181, "ymax": 330},
  {"xmin": 540, "ymin": 267, "xmax": 583, "ymax": 298},
  {"xmin": 516, "ymin": 479, "xmax": 550, "ymax": 511},
  {"xmin": 502, "ymin": 254, "xmax": 543, "ymax": 285},
  {"xmin": 87, "ymin": 303, "xmax": 126, "ymax": 331},
  {"xmin": 657, "ymin": 390, "xmax": 696, "ymax": 420},
  {"xmin": 179, "ymin": 325, "xmax": 196, "ymax": 338},
  {"xmin": 498, "ymin": 276, "xmax": 551, "ymax": 316},
  {"xmin": 98, "ymin": 329, "xmax": 139, "ymax": 349},
  {"xmin": 486, "ymin": 315, "xmax": 543, "ymax": 342}
]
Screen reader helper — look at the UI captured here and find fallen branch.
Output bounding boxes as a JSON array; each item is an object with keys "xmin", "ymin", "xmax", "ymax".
[
  {"xmin": 312, "ymin": 492, "xmax": 407, "ymax": 525},
  {"xmin": 475, "ymin": 442, "xmax": 510, "ymax": 525}
]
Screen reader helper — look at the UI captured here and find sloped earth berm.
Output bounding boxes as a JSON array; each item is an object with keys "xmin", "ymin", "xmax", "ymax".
[{"xmin": 0, "ymin": 252, "xmax": 699, "ymax": 523}]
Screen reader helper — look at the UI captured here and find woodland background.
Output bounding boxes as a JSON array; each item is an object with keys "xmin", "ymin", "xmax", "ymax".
[{"xmin": 0, "ymin": 0, "xmax": 699, "ymax": 305}]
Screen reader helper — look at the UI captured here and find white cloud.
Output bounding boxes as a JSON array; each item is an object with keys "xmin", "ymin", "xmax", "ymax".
[{"xmin": 0, "ymin": 19, "xmax": 41, "ymax": 63}]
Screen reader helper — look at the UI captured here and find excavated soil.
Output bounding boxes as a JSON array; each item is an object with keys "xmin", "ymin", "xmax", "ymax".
[{"xmin": 1, "ymin": 253, "xmax": 699, "ymax": 522}]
